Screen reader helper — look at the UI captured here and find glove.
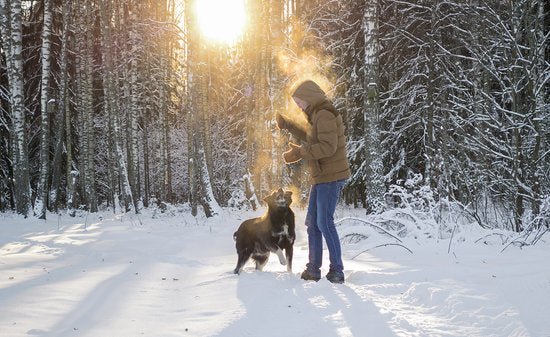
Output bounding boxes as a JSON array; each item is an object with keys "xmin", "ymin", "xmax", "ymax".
[
  {"xmin": 276, "ymin": 113, "xmax": 287, "ymax": 130},
  {"xmin": 283, "ymin": 142, "xmax": 302, "ymax": 164}
]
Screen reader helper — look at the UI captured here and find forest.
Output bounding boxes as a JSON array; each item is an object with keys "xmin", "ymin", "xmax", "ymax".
[{"xmin": 1, "ymin": 0, "xmax": 549, "ymax": 233}]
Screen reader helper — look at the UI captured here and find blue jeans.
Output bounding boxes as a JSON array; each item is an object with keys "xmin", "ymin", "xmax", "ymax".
[{"xmin": 304, "ymin": 179, "xmax": 346, "ymax": 278}]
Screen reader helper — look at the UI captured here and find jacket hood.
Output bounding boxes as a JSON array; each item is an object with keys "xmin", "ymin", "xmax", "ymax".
[
  {"xmin": 292, "ymin": 80, "xmax": 327, "ymax": 108},
  {"xmin": 292, "ymin": 80, "xmax": 338, "ymax": 121}
]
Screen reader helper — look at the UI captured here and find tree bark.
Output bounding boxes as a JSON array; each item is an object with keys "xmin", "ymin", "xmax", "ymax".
[
  {"xmin": 2, "ymin": 0, "xmax": 31, "ymax": 216},
  {"xmin": 362, "ymin": 0, "xmax": 384, "ymax": 213},
  {"xmin": 37, "ymin": 0, "xmax": 53, "ymax": 219},
  {"xmin": 49, "ymin": 0, "xmax": 71, "ymax": 213}
]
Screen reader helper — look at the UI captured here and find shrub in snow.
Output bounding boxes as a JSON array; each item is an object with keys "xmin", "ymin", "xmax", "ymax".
[
  {"xmin": 378, "ymin": 172, "xmax": 467, "ymax": 240},
  {"xmin": 227, "ymin": 189, "xmax": 250, "ymax": 210},
  {"xmin": 338, "ymin": 172, "xmax": 471, "ymax": 251},
  {"xmin": 500, "ymin": 195, "xmax": 550, "ymax": 250}
]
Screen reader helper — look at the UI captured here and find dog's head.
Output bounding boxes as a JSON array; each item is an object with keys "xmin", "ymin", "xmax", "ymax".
[{"xmin": 264, "ymin": 188, "xmax": 292, "ymax": 209}]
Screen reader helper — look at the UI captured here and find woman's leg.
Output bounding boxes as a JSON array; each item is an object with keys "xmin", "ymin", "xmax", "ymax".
[
  {"xmin": 305, "ymin": 184, "xmax": 322, "ymax": 278},
  {"xmin": 315, "ymin": 179, "xmax": 346, "ymax": 275}
]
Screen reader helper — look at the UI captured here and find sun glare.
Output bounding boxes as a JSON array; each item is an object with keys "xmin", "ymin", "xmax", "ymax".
[{"xmin": 195, "ymin": 0, "xmax": 247, "ymax": 44}]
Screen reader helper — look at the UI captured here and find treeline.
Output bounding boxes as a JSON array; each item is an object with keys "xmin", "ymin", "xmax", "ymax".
[
  {"xmin": 302, "ymin": 0, "xmax": 550, "ymax": 230},
  {"xmin": 1, "ymin": 0, "xmax": 548, "ymax": 231}
]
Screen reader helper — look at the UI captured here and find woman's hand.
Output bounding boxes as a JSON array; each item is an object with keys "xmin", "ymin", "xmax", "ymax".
[{"xmin": 283, "ymin": 142, "xmax": 302, "ymax": 164}]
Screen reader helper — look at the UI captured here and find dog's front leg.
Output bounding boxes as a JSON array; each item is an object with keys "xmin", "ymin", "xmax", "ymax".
[
  {"xmin": 274, "ymin": 248, "xmax": 287, "ymax": 265},
  {"xmin": 285, "ymin": 246, "xmax": 293, "ymax": 272},
  {"xmin": 266, "ymin": 242, "xmax": 287, "ymax": 265}
]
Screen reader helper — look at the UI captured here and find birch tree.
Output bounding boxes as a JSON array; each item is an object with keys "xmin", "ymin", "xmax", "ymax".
[
  {"xmin": 100, "ymin": 0, "xmax": 133, "ymax": 213},
  {"xmin": 0, "ymin": 0, "xmax": 31, "ymax": 216},
  {"xmin": 36, "ymin": 0, "xmax": 53, "ymax": 219},
  {"xmin": 75, "ymin": 0, "xmax": 98, "ymax": 212},
  {"xmin": 124, "ymin": 0, "xmax": 142, "ymax": 212},
  {"xmin": 185, "ymin": 0, "xmax": 220, "ymax": 217},
  {"xmin": 362, "ymin": 0, "xmax": 384, "ymax": 212},
  {"xmin": 49, "ymin": 0, "xmax": 71, "ymax": 212}
]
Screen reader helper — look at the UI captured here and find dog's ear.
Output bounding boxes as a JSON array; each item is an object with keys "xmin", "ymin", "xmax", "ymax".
[
  {"xmin": 284, "ymin": 191, "xmax": 293, "ymax": 205},
  {"xmin": 263, "ymin": 191, "xmax": 274, "ymax": 204}
]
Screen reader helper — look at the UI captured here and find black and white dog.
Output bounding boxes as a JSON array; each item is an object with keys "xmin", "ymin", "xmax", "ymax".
[{"xmin": 233, "ymin": 188, "xmax": 295, "ymax": 274}]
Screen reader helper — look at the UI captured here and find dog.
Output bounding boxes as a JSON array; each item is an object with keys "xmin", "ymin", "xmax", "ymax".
[{"xmin": 233, "ymin": 188, "xmax": 295, "ymax": 274}]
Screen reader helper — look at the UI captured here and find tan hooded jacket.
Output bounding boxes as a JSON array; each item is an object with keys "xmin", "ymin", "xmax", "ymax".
[{"xmin": 284, "ymin": 80, "xmax": 351, "ymax": 185}]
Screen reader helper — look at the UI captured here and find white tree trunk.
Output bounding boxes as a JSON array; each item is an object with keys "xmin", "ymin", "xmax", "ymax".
[
  {"xmin": 37, "ymin": 0, "xmax": 53, "ymax": 219},
  {"xmin": 128, "ymin": 4, "xmax": 141, "ymax": 212},
  {"xmin": 186, "ymin": 0, "xmax": 220, "ymax": 217},
  {"xmin": 76, "ymin": 0, "xmax": 97, "ymax": 212},
  {"xmin": 50, "ymin": 0, "xmax": 71, "ymax": 212},
  {"xmin": 362, "ymin": 0, "xmax": 384, "ymax": 212},
  {"xmin": 102, "ymin": 0, "xmax": 133, "ymax": 213},
  {"xmin": 63, "ymin": 0, "xmax": 76, "ymax": 217},
  {"xmin": 2, "ymin": 0, "xmax": 31, "ymax": 216}
]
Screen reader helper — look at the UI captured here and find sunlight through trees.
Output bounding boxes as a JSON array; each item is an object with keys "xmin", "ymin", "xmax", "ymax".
[{"xmin": 0, "ymin": 0, "xmax": 548, "ymax": 230}]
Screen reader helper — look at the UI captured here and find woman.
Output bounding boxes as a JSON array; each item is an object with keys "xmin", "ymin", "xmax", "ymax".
[{"xmin": 276, "ymin": 80, "xmax": 351, "ymax": 283}]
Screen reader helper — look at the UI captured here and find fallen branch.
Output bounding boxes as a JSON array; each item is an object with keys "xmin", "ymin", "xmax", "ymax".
[
  {"xmin": 341, "ymin": 233, "xmax": 369, "ymax": 244},
  {"xmin": 500, "ymin": 240, "xmax": 529, "ymax": 253},
  {"xmin": 351, "ymin": 243, "xmax": 413, "ymax": 259},
  {"xmin": 532, "ymin": 227, "xmax": 549, "ymax": 245},
  {"xmin": 335, "ymin": 217, "xmax": 403, "ymax": 243},
  {"xmin": 474, "ymin": 233, "xmax": 507, "ymax": 245},
  {"xmin": 501, "ymin": 226, "xmax": 550, "ymax": 253}
]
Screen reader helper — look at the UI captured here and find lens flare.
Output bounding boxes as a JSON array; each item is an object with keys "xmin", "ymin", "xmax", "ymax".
[{"xmin": 195, "ymin": 0, "xmax": 246, "ymax": 44}]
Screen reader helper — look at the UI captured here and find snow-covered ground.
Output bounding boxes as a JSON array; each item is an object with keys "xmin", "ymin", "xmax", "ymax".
[{"xmin": 1, "ymin": 206, "xmax": 549, "ymax": 337}]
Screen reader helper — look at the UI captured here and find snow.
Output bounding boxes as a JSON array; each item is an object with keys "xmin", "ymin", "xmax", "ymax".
[{"xmin": 1, "ymin": 207, "xmax": 549, "ymax": 337}]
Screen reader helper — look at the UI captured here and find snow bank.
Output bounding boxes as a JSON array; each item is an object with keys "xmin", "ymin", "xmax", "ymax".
[{"xmin": 1, "ymin": 207, "xmax": 549, "ymax": 336}]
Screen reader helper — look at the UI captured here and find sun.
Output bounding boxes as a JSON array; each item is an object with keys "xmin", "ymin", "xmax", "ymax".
[{"xmin": 195, "ymin": 0, "xmax": 247, "ymax": 44}]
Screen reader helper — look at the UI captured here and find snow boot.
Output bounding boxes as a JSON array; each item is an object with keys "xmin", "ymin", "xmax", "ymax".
[
  {"xmin": 300, "ymin": 270, "xmax": 321, "ymax": 281},
  {"xmin": 325, "ymin": 270, "xmax": 344, "ymax": 284}
]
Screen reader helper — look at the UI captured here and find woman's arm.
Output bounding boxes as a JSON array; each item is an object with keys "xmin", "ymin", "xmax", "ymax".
[{"xmin": 278, "ymin": 114, "xmax": 308, "ymax": 142}]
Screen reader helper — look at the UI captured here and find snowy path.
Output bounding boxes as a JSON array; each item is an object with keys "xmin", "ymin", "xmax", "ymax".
[{"xmin": 1, "ymin": 208, "xmax": 549, "ymax": 337}]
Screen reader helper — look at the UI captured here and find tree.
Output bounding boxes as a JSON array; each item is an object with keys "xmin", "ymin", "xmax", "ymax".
[
  {"xmin": 0, "ymin": 0, "xmax": 31, "ymax": 216},
  {"xmin": 362, "ymin": 0, "xmax": 384, "ymax": 212},
  {"xmin": 36, "ymin": 0, "xmax": 53, "ymax": 219},
  {"xmin": 184, "ymin": 0, "xmax": 220, "ymax": 217}
]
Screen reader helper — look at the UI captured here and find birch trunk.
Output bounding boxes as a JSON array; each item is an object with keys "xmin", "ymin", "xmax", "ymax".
[
  {"xmin": 125, "ymin": 1, "xmax": 141, "ymax": 212},
  {"xmin": 49, "ymin": 0, "xmax": 71, "ymax": 212},
  {"xmin": 530, "ymin": 0, "xmax": 547, "ymax": 218},
  {"xmin": 186, "ymin": 0, "xmax": 220, "ymax": 217},
  {"xmin": 107, "ymin": 0, "xmax": 133, "ymax": 213},
  {"xmin": 3, "ymin": 0, "xmax": 31, "ymax": 216},
  {"xmin": 65, "ymin": 0, "xmax": 75, "ymax": 216},
  {"xmin": 158, "ymin": 45, "xmax": 170, "ymax": 203},
  {"xmin": 75, "ymin": 1, "xmax": 86, "ymax": 211},
  {"xmin": 0, "ymin": 1, "xmax": 12, "ymax": 87},
  {"xmin": 37, "ymin": 0, "xmax": 53, "ymax": 219},
  {"xmin": 362, "ymin": 0, "xmax": 384, "ymax": 213},
  {"xmin": 424, "ymin": 0, "xmax": 437, "ymax": 189},
  {"xmin": 77, "ymin": 0, "xmax": 98, "ymax": 212}
]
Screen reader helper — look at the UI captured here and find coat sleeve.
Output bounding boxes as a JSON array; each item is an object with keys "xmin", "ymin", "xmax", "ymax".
[
  {"xmin": 282, "ymin": 115, "xmax": 307, "ymax": 142},
  {"xmin": 299, "ymin": 110, "xmax": 338, "ymax": 160}
]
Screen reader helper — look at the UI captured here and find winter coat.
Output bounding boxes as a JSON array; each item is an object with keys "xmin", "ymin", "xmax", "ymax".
[{"xmin": 285, "ymin": 80, "xmax": 351, "ymax": 185}]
